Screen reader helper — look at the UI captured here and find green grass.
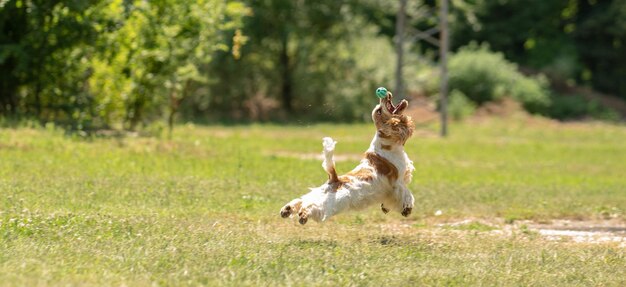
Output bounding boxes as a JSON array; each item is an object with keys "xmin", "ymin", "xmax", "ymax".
[{"xmin": 1, "ymin": 118, "xmax": 625, "ymax": 286}]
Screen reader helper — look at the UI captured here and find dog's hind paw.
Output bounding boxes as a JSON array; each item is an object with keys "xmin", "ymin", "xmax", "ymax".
[
  {"xmin": 280, "ymin": 199, "xmax": 303, "ymax": 219},
  {"xmin": 280, "ymin": 205, "xmax": 292, "ymax": 218}
]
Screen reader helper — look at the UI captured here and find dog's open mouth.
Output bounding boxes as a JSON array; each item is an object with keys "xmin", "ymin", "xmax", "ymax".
[{"xmin": 381, "ymin": 93, "xmax": 408, "ymax": 115}]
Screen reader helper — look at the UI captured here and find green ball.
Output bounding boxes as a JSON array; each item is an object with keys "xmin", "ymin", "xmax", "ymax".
[{"xmin": 375, "ymin": 87, "xmax": 388, "ymax": 99}]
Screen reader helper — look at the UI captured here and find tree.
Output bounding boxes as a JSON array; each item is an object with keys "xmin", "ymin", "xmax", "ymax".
[
  {"xmin": 574, "ymin": 0, "xmax": 626, "ymax": 98},
  {"xmin": 449, "ymin": 0, "xmax": 626, "ymax": 99},
  {"xmin": 0, "ymin": 0, "xmax": 105, "ymax": 125},
  {"xmin": 89, "ymin": 0, "xmax": 249, "ymax": 131},
  {"xmin": 197, "ymin": 0, "xmax": 401, "ymax": 121}
]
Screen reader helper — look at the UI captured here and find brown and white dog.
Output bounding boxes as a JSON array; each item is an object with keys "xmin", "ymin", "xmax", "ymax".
[{"xmin": 280, "ymin": 91, "xmax": 415, "ymax": 224}]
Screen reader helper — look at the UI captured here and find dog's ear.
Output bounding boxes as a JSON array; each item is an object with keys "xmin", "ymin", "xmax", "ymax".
[
  {"xmin": 385, "ymin": 115, "xmax": 414, "ymax": 145},
  {"xmin": 397, "ymin": 115, "xmax": 414, "ymax": 145}
]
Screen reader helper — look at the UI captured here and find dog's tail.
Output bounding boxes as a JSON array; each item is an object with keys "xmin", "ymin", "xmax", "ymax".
[{"xmin": 322, "ymin": 137, "xmax": 339, "ymax": 183}]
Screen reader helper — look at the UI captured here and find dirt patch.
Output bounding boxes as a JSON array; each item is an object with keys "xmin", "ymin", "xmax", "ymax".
[
  {"xmin": 524, "ymin": 219, "xmax": 626, "ymax": 233},
  {"xmin": 419, "ymin": 218, "xmax": 626, "ymax": 247},
  {"xmin": 536, "ymin": 229, "xmax": 625, "ymax": 245},
  {"xmin": 0, "ymin": 142, "xmax": 31, "ymax": 151},
  {"xmin": 404, "ymin": 101, "xmax": 439, "ymax": 125},
  {"xmin": 474, "ymin": 98, "xmax": 527, "ymax": 118},
  {"xmin": 523, "ymin": 219, "xmax": 626, "ymax": 246}
]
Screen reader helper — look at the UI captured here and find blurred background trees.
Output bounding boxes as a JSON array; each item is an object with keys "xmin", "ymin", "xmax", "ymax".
[{"xmin": 1, "ymin": 0, "xmax": 625, "ymax": 132}]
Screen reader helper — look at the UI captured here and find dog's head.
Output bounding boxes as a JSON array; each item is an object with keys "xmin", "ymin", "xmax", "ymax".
[{"xmin": 372, "ymin": 92, "xmax": 414, "ymax": 145}]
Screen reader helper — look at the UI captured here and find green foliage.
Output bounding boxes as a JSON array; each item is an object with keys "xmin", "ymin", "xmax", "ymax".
[
  {"xmin": 0, "ymin": 0, "xmax": 248, "ymax": 130},
  {"xmin": 447, "ymin": 89, "xmax": 476, "ymax": 121},
  {"xmin": 451, "ymin": 0, "xmax": 626, "ymax": 99},
  {"xmin": 90, "ymin": 0, "xmax": 249, "ymax": 130},
  {"xmin": 1, "ymin": 0, "xmax": 625, "ymax": 127},
  {"xmin": 448, "ymin": 44, "xmax": 551, "ymax": 113},
  {"xmin": 574, "ymin": 0, "xmax": 626, "ymax": 98},
  {"xmin": 0, "ymin": 0, "xmax": 108, "ymax": 128},
  {"xmin": 545, "ymin": 94, "xmax": 620, "ymax": 121},
  {"xmin": 195, "ymin": 1, "xmax": 401, "ymax": 122}
]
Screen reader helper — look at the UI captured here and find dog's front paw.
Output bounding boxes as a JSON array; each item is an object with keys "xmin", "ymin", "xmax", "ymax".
[
  {"xmin": 297, "ymin": 203, "xmax": 322, "ymax": 225},
  {"xmin": 401, "ymin": 207, "xmax": 412, "ymax": 217},
  {"xmin": 400, "ymin": 189, "xmax": 415, "ymax": 217},
  {"xmin": 298, "ymin": 210, "xmax": 309, "ymax": 225}
]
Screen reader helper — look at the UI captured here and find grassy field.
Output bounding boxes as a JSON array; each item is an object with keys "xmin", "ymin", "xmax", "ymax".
[{"xmin": 1, "ymin": 118, "xmax": 625, "ymax": 286}]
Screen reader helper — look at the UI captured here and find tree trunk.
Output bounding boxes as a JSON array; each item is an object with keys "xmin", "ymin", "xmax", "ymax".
[
  {"xmin": 127, "ymin": 95, "xmax": 143, "ymax": 131},
  {"xmin": 280, "ymin": 31, "xmax": 292, "ymax": 113},
  {"xmin": 0, "ymin": 61, "xmax": 18, "ymax": 115},
  {"xmin": 33, "ymin": 7, "xmax": 51, "ymax": 119},
  {"xmin": 167, "ymin": 80, "xmax": 191, "ymax": 139},
  {"xmin": 395, "ymin": 0, "xmax": 407, "ymax": 100},
  {"xmin": 167, "ymin": 102, "xmax": 176, "ymax": 140},
  {"xmin": 439, "ymin": 0, "xmax": 449, "ymax": 137}
]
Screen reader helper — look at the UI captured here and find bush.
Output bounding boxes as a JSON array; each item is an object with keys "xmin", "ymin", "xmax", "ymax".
[
  {"xmin": 448, "ymin": 44, "xmax": 551, "ymax": 113},
  {"xmin": 545, "ymin": 94, "xmax": 620, "ymax": 121},
  {"xmin": 447, "ymin": 90, "xmax": 476, "ymax": 121}
]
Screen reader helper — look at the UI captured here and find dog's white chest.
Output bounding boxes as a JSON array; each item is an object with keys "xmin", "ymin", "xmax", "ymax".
[{"xmin": 379, "ymin": 149, "xmax": 410, "ymax": 179}]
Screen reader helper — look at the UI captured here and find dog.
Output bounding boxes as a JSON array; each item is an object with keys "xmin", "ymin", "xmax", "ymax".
[{"xmin": 280, "ymin": 91, "xmax": 415, "ymax": 224}]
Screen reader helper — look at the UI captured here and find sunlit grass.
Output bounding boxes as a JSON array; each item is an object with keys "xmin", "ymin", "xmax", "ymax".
[{"xmin": 1, "ymin": 118, "xmax": 625, "ymax": 285}]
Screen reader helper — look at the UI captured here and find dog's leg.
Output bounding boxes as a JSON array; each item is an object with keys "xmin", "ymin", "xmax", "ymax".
[
  {"xmin": 281, "ymin": 188, "xmax": 328, "ymax": 224},
  {"xmin": 297, "ymin": 202, "xmax": 323, "ymax": 225},
  {"xmin": 394, "ymin": 185, "xmax": 414, "ymax": 217},
  {"xmin": 280, "ymin": 198, "xmax": 303, "ymax": 218},
  {"xmin": 381, "ymin": 203, "xmax": 389, "ymax": 214},
  {"xmin": 297, "ymin": 188, "xmax": 343, "ymax": 224},
  {"xmin": 287, "ymin": 137, "xmax": 338, "ymax": 224}
]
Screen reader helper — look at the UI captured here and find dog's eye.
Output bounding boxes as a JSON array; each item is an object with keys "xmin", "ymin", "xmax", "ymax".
[{"xmin": 376, "ymin": 108, "xmax": 382, "ymax": 115}]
